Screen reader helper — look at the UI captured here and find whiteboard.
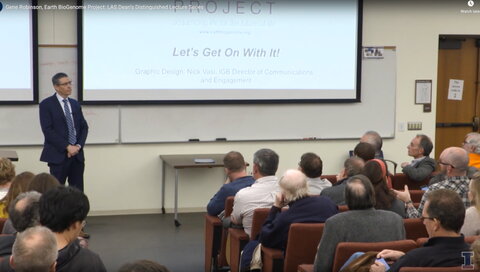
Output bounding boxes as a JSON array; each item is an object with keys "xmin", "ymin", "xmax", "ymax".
[
  {"xmin": 0, "ymin": 47, "xmax": 120, "ymax": 146},
  {"xmin": 120, "ymin": 48, "xmax": 396, "ymax": 142}
]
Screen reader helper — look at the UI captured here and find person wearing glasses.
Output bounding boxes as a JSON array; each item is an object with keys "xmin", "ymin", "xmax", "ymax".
[
  {"xmin": 400, "ymin": 134, "xmax": 436, "ymax": 182},
  {"xmin": 39, "ymin": 72, "xmax": 89, "ymax": 192},
  {"xmin": 370, "ymin": 189, "xmax": 470, "ymax": 272},
  {"xmin": 396, "ymin": 147, "xmax": 471, "ymax": 218}
]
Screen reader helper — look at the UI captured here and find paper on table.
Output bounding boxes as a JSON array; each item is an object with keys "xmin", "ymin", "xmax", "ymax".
[{"xmin": 194, "ymin": 158, "xmax": 215, "ymax": 164}]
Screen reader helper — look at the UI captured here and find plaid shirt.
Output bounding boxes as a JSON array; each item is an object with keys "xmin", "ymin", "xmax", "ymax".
[{"xmin": 406, "ymin": 176, "xmax": 470, "ymax": 218}]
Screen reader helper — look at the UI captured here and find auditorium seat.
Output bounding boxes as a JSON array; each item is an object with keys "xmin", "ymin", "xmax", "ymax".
[
  {"xmin": 297, "ymin": 264, "xmax": 313, "ymax": 272},
  {"xmin": 338, "ymin": 205, "xmax": 349, "ymax": 212},
  {"xmin": 229, "ymin": 208, "xmax": 270, "ymax": 272},
  {"xmin": 399, "ymin": 267, "xmax": 480, "ymax": 272},
  {"xmin": 392, "ymin": 173, "xmax": 431, "ymax": 190},
  {"xmin": 403, "ymin": 218, "xmax": 428, "ymax": 240},
  {"xmin": 409, "ymin": 190, "xmax": 425, "ymax": 203},
  {"xmin": 262, "ymin": 223, "xmax": 325, "ymax": 272},
  {"xmin": 331, "ymin": 240, "xmax": 417, "ymax": 272},
  {"xmin": 321, "ymin": 175, "xmax": 337, "ymax": 184}
]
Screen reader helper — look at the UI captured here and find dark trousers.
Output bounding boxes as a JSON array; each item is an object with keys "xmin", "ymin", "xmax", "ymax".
[{"xmin": 49, "ymin": 157, "xmax": 85, "ymax": 192}]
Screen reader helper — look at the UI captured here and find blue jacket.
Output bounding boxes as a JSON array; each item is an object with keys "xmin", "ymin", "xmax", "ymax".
[{"xmin": 207, "ymin": 176, "xmax": 255, "ymax": 216}]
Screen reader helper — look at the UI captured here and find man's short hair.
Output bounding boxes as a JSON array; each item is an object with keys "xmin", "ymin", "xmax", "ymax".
[
  {"xmin": 0, "ymin": 158, "xmax": 15, "ymax": 186},
  {"xmin": 118, "ymin": 259, "xmax": 171, "ymax": 272},
  {"xmin": 40, "ymin": 186, "xmax": 90, "ymax": 233},
  {"xmin": 51, "ymin": 72, "xmax": 68, "ymax": 85},
  {"xmin": 299, "ymin": 152, "xmax": 323, "ymax": 178},
  {"xmin": 9, "ymin": 191, "xmax": 41, "ymax": 232},
  {"xmin": 344, "ymin": 157, "xmax": 365, "ymax": 177},
  {"xmin": 223, "ymin": 151, "xmax": 246, "ymax": 172},
  {"xmin": 466, "ymin": 132, "xmax": 480, "ymax": 154},
  {"xmin": 354, "ymin": 142, "xmax": 375, "ymax": 161},
  {"xmin": 417, "ymin": 134, "xmax": 433, "ymax": 156},
  {"xmin": 279, "ymin": 169, "xmax": 309, "ymax": 202},
  {"xmin": 253, "ymin": 149, "xmax": 279, "ymax": 176},
  {"xmin": 345, "ymin": 174, "xmax": 376, "ymax": 210},
  {"xmin": 11, "ymin": 226, "xmax": 57, "ymax": 272},
  {"xmin": 426, "ymin": 189, "xmax": 465, "ymax": 233},
  {"xmin": 361, "ymin": 131, "xmax": 383, "ymax": 152}
]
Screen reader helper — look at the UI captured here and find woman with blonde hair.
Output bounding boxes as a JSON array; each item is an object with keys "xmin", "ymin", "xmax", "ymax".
[
  {"xmin": 0, "ymin": 171, "xmax": 34, "ymax": 218},
  {"xmin": 460, "ymin": 171, "xmax": 480, "ymax": 236},
  {"xmin": 0, "ymin": 158, "xmax": 15, "ymax": 200}
]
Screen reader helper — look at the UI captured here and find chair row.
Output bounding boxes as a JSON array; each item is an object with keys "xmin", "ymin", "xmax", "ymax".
[
  {"xmin": 321, "ymin": 173, "xmax": 432, "ymax": 191},
  {"xmin": 298, "ymin": 235, "xmax": 480, "ymax": 272}
]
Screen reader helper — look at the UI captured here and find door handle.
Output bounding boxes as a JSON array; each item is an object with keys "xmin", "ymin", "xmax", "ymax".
[{"xmin": 436, "ymin": 116, "xmax": 479, "ymax": 131}]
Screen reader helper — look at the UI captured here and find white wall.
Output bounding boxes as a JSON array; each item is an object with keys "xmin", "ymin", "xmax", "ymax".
[{"xmin": 9, "ymin": 0, "xmax": 480, "ymax": 215}]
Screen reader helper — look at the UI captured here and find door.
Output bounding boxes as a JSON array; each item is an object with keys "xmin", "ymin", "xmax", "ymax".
[{"xmin": 435, "ymin": 37, "xmax": 480, "ymax": 159}]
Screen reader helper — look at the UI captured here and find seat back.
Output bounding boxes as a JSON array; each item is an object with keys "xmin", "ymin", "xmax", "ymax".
[
  {"xmin": 332, "ymin": 239, "xmax": 418, "ymax": 272},
  {"xmin": 338, "ymin": 205, "xmax": 349, "ymax": 213},
  {"xmin": 217, "ymin": 196, "xmax": 236, "ymax": 267},
  {"xmin": 409, "ymin": 190, "xmax": 425, "ymax": 203},
  {"xmin": 392, "ymin": 173, "xmax": 431, "ymax": 190},
  {"xmin": 400, "ymin": 267, "xmax": 480, "ymax": 272},
  {"xmin": 283, "ymin": 223, "xmax": 325, "ymax": 272},
  {"xmin": 204, "ymin": 215, "xmax": 223, "ymax": 272},
  {"xmin": 321, "ymin": 175, "xmax": 337, "ymax": 184},
  {"xmin": 250, "ymin": 208, "xmax": 271, "ymax": 240},
  {"xmin": 404, "ymin": 218, "xmax": 428, "ymax": 240}
]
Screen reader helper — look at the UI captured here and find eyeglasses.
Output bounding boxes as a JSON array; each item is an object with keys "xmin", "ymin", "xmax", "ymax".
[
  {"xmin": 437, "ymin": 161, "xmax": 455, "ymax": 168},
  {"xmin": 421, "ymin": 216, "xmax": 435, "ymax": 221},
  {"xmin": 81, "ymin": 220, "xmax": 87, "ymax": 228},
  {"xmin": 56, "ymin": 81, "xmax": 72, "ymax": 86}
]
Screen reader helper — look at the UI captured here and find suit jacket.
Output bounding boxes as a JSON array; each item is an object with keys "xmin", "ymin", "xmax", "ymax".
[
  {"xmin": 39, "ymin": 94, "xmax": 88, "ymax": 164},
  {"xmin": 320, "ymin": 177, "xmax": 349, "ymax": 205},
  {"xmin": 402, "ymin": 156, "xmax": 436, "ymax": 182}
]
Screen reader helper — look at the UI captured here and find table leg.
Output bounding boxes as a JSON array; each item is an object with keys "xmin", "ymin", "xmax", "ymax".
[
  {"xmin": 174, "ymin": 168, "xmax": 181, "ymax": 227},
  {"xmin": 161, "ymin": 161, "xmax": 166, "ymax": 214}
]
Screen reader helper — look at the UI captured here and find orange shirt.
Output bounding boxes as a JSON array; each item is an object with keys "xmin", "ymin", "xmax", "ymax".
[{"xmin": 469, "ymin": 153, "xmax": 480, "ymax": 169}]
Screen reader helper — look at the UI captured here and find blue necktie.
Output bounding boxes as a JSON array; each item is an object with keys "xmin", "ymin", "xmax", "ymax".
[{"xmin": 62, "ymin": 99, "xmax": 76, "ymax": 145}]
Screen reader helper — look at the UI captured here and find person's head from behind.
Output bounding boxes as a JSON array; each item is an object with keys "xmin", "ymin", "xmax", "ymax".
[
  {"xmin": 469, "ymin": 172, "xmax": 480, "ymax": 211},
  {"xmin": 353, "ymin": 142, "xmax": 375, "ymax": 162},
  {"xmin": 360, "ymin": 131, "xmax": 382, "ymax": 154},
  {"xmin": 223, "ymin": 151, "xmax": 247, "ymax": 177},
  {"xmin": 463, "ymin": 132, "xmax": 480, "ymax": 154},
  {"xmin": 279, "ymin": 169, "xmax": 309, "ymax": 203},
  {"xmin": 40, "ymin": 186, "xmax": 89, "ymax": 240},
  {"xmin": 298, "ymin": 152, "xmax": 323, "ymax": 179},
  {"xmin": 10, "ymin": 226, "xmax": 57, "ymax": 272},
  {"xmin": 338, "ymin": 157, "xmax": 365, "ymax": 180},
  {"xmin": 422, "ymin": 189, "xmax": 465, "ymax": 237},
  {"xmin": 9, "ymin": 191, "xmax": 42, "ymax": 232},
  {"xmin": 0, "ymin": 158, "xmax": 15, "ymax": 186},
  {"xmin": 438, "ymin": 147, "xmax": 469, "ymax": 176},
  {"xmin": 253, "ymin": 148, "xmax": 279, "ymax": 179},
  {"xmin": 345, "ymin": 175, "xmax": 375, "ymax": 210},
  {"xmin": 118, "ymin": 260, "xmax": 170, "ymax": 272},
  {"xmin": 27, "ymin": 173, "xmax": 61, "ymax": 194},
  {"xmin": 2, "ymin": 171, "xmax": 34, "ymax": 214},
  {"xmin": 362, "ymin": 160, "xmax": 394, "ymax": 209}
]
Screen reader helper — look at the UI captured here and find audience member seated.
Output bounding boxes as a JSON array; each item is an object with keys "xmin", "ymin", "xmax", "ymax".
[
  {"xmin": 240, "ymin": 169, "xmax": 337, "ymax": 270},
  {"xmin": 9, "ymin": 226, "xmax": 57, "ymax": 272},
  {"xmin": 360, "ymin": 130, "xmax": 384, "ymax": 159},
  {"xmin": 396, "ymin": 147, "xmax": 471, "ymax": 218},
  {"xmin": 313, "ymin": 174, "xmax": 405, "ymax": 272},
  {"xmin": 0, "ymin": 172, "xmax": 34, "ymax": 219},
  {"xmin": 0, "ymin": 158, "xmax": 15, "ymax": 204},
  {"xmin": 369, "ymin": 189, "xmax": 471, "ymax": 272},
  {"xmin": 363, "ymin": 160, "xmax": 405, "ymax": 217},
  {"xmin": 39, "ymin": 186, "xmax": 106, "ymax": 272},
  {"xmin": 3, "ymin": 173, "xmax": 61, "ymax": 235},
  {"xmin": 400, "ymin": 134, "xmax": 436, "ymax": 182},
  {"xmin": 118, "ymin": 259, "xmax": 171, "ymax": 272},
  {"xmin": 230, "ymin": 148, "xmax": 280, "ymax": 238},
  {"xmin": 353, "ymin": 142, "xmax": 376, "ymax": 162},
  {"xmin": 461, "ymin": 171, "xmax": 480, "ymax": 236},
  {"xmin": 0, "ymin": 191, "xmax": 42, "ymax": 259},
  {"xmin": 27, "ymin": 172, "xmax": 61, "ymax": 194},
  {"xmin": 298, "ymin": 152, "xmax": 331, "ymax": 195},
  {"xmin": 462, "ymin": 132, "xmax": 480, "ymax": 169},
  {"xmin": 207, "ymin": 151, "xmax": 255, "ymax": 217},
  {"xmin": 321, "ymin": 157, "xmax": 365, "ymax": 205}
]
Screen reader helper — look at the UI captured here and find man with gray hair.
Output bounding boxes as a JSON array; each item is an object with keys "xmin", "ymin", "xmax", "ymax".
[
  {"xmin": 240, "ymin": 169, "xmax": 338, "ymax": 270},
  {"xmin": 0, "ymin": 191, "xmax": 42, "ymax": 257},
  {"xmin": 396, "ymin": 147, "xmax": 471, "ymax": 218},
  {"xmin": 231, "ymin": 148, "xmax": 280, "ymax": 237},
  {"xmin": 320, "ymin": 157, "xmax": 365, "ymax": 205},
  {"xmin": 400, "ymin": 134, "xmax": 436, "ymax": 182},
  {"xmin": 462, "ymin": 132, "xmax": 480, "ymax": 168},
  {"xmin": 9, "ymin": 226, "xmax": 57, "ymax": 272},
  {"xmin": 360, "ymin": 130, "xmax": 383, "ymax": 159}
]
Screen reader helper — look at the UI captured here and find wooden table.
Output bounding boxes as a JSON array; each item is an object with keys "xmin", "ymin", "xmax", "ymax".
[
  {"xmin": 0, "ymin": 151, "xmax": 18, "ymax": 161},
  {"xmin": 159, "ymin": 154, "xmax": 226, "ymax": 226}
]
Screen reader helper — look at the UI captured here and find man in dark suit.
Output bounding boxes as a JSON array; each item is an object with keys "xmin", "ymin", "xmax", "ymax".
[{"xmin": 39, "ymin": 72, "xmax": 88, "ymax": 192}]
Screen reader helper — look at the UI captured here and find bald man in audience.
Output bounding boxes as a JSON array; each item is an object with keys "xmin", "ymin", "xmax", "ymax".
[
  {"xmin": 9, "ymin": 226, "xmax": 57, "ymax": 272},
  {"xmin": 314, "ymin": 175, "xmax": 405, "ymax": 272},
  {"xmin": 360, "ymin": 130, "xmax": 383, "ymax": 159},
  {"xmin": 370, "ymin": 189, "xmax": 470, "ymax": 271},
  {"xmin": 320, "ymin": 157, "xmax": 365, "ymax": 205},
  {"xmin": 207, "ymin": 151, "xmax": 255, "ymax": 217},
  {"xmin": 396, "ymin": 147, "xmax": 471, "ymax": 218},
  {"xmin": 298, "ymin": 152, "xmax": 331, "ymax": 195},
  {"xmin": 400, "ymin": 134, "xmax": 436, "ymax": 182}
]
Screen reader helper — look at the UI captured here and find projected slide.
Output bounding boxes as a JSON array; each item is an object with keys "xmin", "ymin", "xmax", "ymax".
[
  {"xmin": 81, "ymin": 0, "xmax": 361, "ymax": 102},
  {"xmin": 0, "ymin": 0, "xmax": 36, "ymax": 103}
]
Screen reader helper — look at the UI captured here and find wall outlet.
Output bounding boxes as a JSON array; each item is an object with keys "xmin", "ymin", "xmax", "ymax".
[{"xmin": 407, "ymin": 122, "xmax": 422, "ymax": 130}]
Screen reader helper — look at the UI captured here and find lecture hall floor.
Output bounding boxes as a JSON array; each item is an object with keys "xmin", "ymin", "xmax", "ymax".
[{"xmin": 87, "ymin": 212, "xmax": 204, "ymax": 272}]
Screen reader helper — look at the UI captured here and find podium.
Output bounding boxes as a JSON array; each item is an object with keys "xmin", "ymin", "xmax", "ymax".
[{"xmin": 159, "ymin": 154, "xmax": 225, "ymax": 227}]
